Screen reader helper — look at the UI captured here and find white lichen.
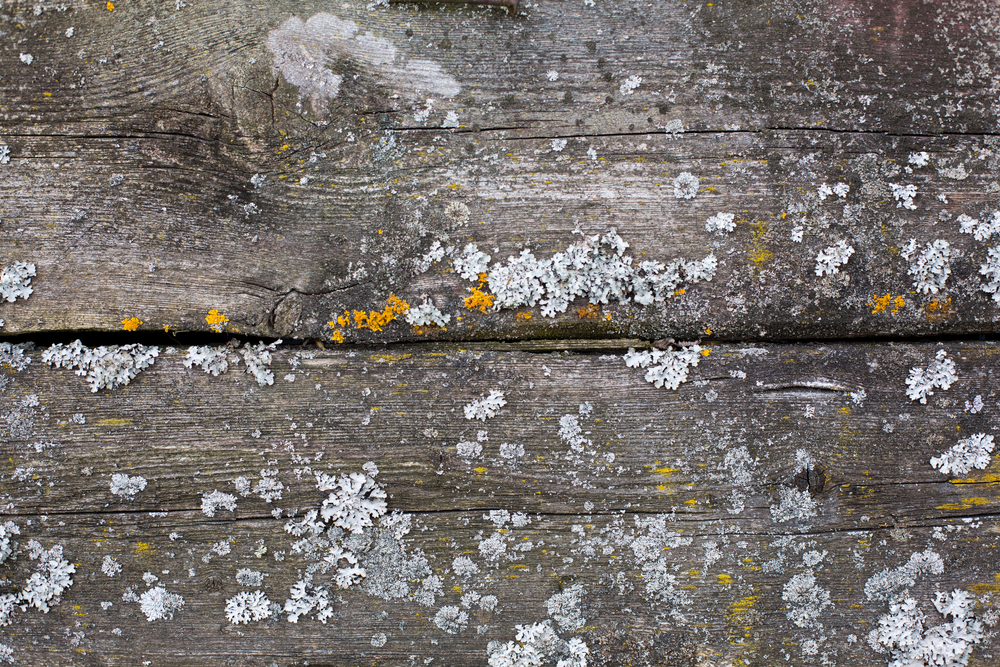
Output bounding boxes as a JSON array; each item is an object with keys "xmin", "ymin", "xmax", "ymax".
[
  {"xmin": 864, "ymin": 550, "xmax": 944, "ymax": 603},
  {"xmin": 0, "ymin": 522, "xmax": 19, "ymax": 566},
  {"xmin": 869, "ymin": 591, "xmax": 982, "ymax": 667},
  {"xmin": 42, "ymin": 340, "xmax": 159, "ymax": 392},
  {"xmin": 183, "ymin": 346, "xmax": 231, "ymax": 376},
  {"xmin": 0, "ymin": 342, "xmax": 32, "ymax": 371},
  {"xmin": 241, "ymin": 340, "xmax": 281, "ymax": 386},
  {"xmin": 619, "ymin": 75, "xmax": 641, "ymax": 95},
  {"xmin": 318, "ymin": 472, "xmax": 387, "ymax": 534},
  {"xmin": 905, "ymin": 349, "xmax": 957, "ymax": 404},
  {"xmin": 673, "ymin": 171, "xmax": 699, "ymax": 199},
  {"xmin": 485, "ymin": 229, "xmax": 715, "ymax": 315},
  {"xmin": 0, "ymin": 262, "xmax": 36, "ymax": 302},
  {"xmin": 782, "ymin": 571, "xmax": 832, "ymax": 628},
  {"xmin": 769, "ymin": 486, "xmax": 818, "ymax": 523},
  {"xmin": 433, "ymin": 605, "xmax": 469, "ymax": 634},
  {"xmin": 930, "ymin": 433, "xmax": 995, "ymax": 476},
  {"xmin": 101, "ymin": 556, "xmax": 121, "ymax": 577},
  {"xmin": 902, "ymin": 239, "xmax": 951, "ymax": 294},
  {"xmin": 705, "ymin": 212, "xmax": 736, "ymax": 234},
  {"xmin": 404, "ymin": 299, "xmax": 451, "ymax": 327},
  {"xmin": 978, "ymin": 246, "xmax": 1000, "ymax": 304},
  {"xmin": 201, "ymin": 490, "xmax": 238, "ymax": 517},
  {"xmin": 487, "ymin": 620, "xmax": 589, "ymax": 667},
  {"xmin": 139, "ymin": 586, "xmax": 185, "ymax": 622},
  {"xmin": 19, "ymin": 541, "xmax": 76, "ymax": 614},
  {"xmin": 891, "ymin": 183, "xmax": 917, "ymax": 210},
  {"xmin": 464, "ymin": 390, "xmax": 507, "ymax": 421},
  {"xmin": 909, "ymin": 152, "xmax": 930, "ymax": 167},
  {"xmin": 109, "ymin": 473, "xmax": 147, "ymax": 500},
  {"xmin": 225, "ymin": 590, "xmax": 273, "ymax": 624},
  {"xmin": 623, "ymin": 345, "xmax": 703, "ymax": 391},
  {"xmin": 452, "ymin": 243, "xmax": 492, "ymax": 281},
  {"xmin": 958, "ymin": 212, "xmax": 1000, "ymax": 242},
  {"xmin": 814, "ymin": 240, "xmax": 855, "ymax": 276},
  {"xmin": 545, "ymin": 584, "xmax": 585, "ymax": 631}
]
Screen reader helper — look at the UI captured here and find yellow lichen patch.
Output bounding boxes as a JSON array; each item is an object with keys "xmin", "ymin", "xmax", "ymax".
[
  {"xmin": 369, "ymin": 353, "xmax": 412, "ymax": 364},
  {"xmin": 937, "ymin": 497, "xmax": 991, "ymax": 511},
  {"xmin": 464, "ymin": 287, "xmax": 494, "ymax": 313},
  {"xmin": 337, "ymin": 314, "xmax": 350, "ymax": 327},
  {"xmin": 96, "ymin": 419, "xmax": 132, "ymax": 426},
  {"xmin": 515, "ymin": 311, "xmax": 532, "ymax": 322},
  {"xmin": 869, "ymin": 293, "xmax": 905, "ymax": 315},
  {"xmin": 577, "ymin": 303, "xmax": 601, "ymax": 319},
  {"xmin": 135, "ymin": 542, "xmax": 152, "ymax": 555},
  {"xmin": 969, "ymin": 573, "xmax": 1000, "ymax": 595},
  {"xmin": 726, "ymin": 594, "xmax": 759, "ymax": 625},
  {"xmin": 206, "ymin": 309, "xmax": 229, "ymax": 332},
  {"xmin": 923, "ymin": 297, "xmax": 955, "ymax": 323},
  {"xmin": 717, "ymin": 574, "xmax": 732, "ymax": 585},
  {"xmin": 330, "ymin": 328, "xmax": 345, "ymax": 344},
  {"xmin": 121, "ymin": 317, "xmax": 142, "ymax": 331},
  {"xmin": 655, "ymin": 467, "xmax": 678, "ymax": 476},
  {"xmin": 106, "ymin": 0, "xmax": 114, "ymax": 9},
  {"xmin": 353, "ymin": 295, "xmax": 410, "ymax": 332}
]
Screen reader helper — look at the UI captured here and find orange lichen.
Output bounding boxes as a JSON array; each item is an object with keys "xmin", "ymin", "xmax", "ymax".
[
  {"xmin": 464, "ymin": 287, "xmax": 494, "ymax": 313},
  {"xmin": 206, "ymin": 309, "xmax": 228, "ymax": 332},
  {"xmin": 869, "ymin": 293, "xmax": 905, "ymax": 315},
  {"xmin": 515, "ymin": 312, "xmax": 532, "ymax": 322},
  {"xmin": 352, "ymin": 295, "xmax": 410, "ymax": 332},
  {"xmin": 106, "ymin": 0, "xmax": 114, "ymax": 9},
  {"xmin": 923, "ymin": 297, "xmax": 955, "ymax": 323},
  {"xmin": 122, "ymin": 317, "xmax": 142, "ymax": 331},
  {"xmin": 336, "ymin": 314, "xmax": 350, "ymax": 328},
  {"xmin": 330, "ymin": 329, "xmax": 345, "ymax": 343},
  {"xmin": 577, "ymin": 303, "xmax": 601, "ymax": 319}
]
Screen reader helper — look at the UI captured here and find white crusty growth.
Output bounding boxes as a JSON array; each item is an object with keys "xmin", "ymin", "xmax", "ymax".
[
  {"xmin": 225, "ymin": 590, "xmax": 273, "ymax": 624},
  {"xmin": 958, "ymin": 212, "xmax": 1000, "ymax": 242},
  {"xmin": 139, "ymin": 586, "xmax": 185, "ymax": 622},
  {"xmin": 930, "ymin": 433, "xmax": 995, "ymax": 476},
  {"xmin": 902, "ymin": 239, "xmax": 951, "ymax": 294},
  {"xmin": 623, "ymin": 346, "xmax": 703, "ymax": 391},
  {"xmin": 241, "ymin": 340, "xmax": 281, "ymax": 386},
  {"xmin": 705, "ymin": 212, "xmax": 736, "ymax": 234},
  {"xmin": 404, "ymin": 299, "xmax": 451, "ymax": 327},
  {"xmin": 183, "ymin": 346, "xmax": 231, "ymax": 376},
  {"xmin": 109, "ymin": 473, "xmax": 147, "ymax": 500},
  {"xmin": 483, "ymin": 229, "xmax": 716, "ymax": 316},
  {"xmin": 814, "ymin": 240, "xmax": 854, "ymax": 277},
  {"xmin": 869, "ymin": 590, "xmax": 982, "ymax": 667},
  {"xmin": 42, "ymin": 340, "xmax": 159, "ymax": 392},
  {"xmin": 318, "ymin": 472, "xmax": 387, "ymax": 534},
  {"xmin": 905, "ymin": 349, "xmax": 957, "ymax": 404},
  {"xmin": 201, "ymin": 490, "xmax": 238, "ymax": 517},
  {"xmin": 979, "ymin": 246, "xmax": 1000, "ymax": 304},
  {"xmin": 0, "ymin": 262, "xmax": 36, "ymax": 302},
  {"xmin": 464, "ymin": 390, "xmax": 507, "ymax": 420}
]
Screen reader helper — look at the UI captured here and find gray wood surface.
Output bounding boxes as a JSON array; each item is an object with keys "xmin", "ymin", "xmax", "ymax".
[
  {"xmin": 3, "ymin": 0, "xmax": 1000, "ymax": 665},
  {"xmin": 2, "ymin": 342, "xmax": 999, "ymax": 665},
  {"xmin": 1, "ymin": 0, "xmax": 999, "ymax": 341}
]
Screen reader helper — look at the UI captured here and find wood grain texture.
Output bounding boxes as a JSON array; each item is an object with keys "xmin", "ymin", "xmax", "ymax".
[
  {"xmin": 2, "ymin": 342, "xmax": 999, "ymax": 665},
  {"xmin": 2, "ymin": 1, "xmax": 1000, "ymax": 341}
]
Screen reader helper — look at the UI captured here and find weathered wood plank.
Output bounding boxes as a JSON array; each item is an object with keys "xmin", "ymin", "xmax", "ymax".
[
  {"xmin": 3, "ymin": 2, "xmax": 1000, "ymax": 341},
  {"xmin": 1, "ymin": 341, "xmax": 998, "ymax": 665}
]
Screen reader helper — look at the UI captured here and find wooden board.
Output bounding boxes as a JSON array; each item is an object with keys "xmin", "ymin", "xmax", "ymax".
[
  {"xmin": 2, "ymin": 1, "xmax": 1000, "ymax": 341},
  {"xmin": 2, "ymin": 341, "xmax": 999, "ymax": 665}
]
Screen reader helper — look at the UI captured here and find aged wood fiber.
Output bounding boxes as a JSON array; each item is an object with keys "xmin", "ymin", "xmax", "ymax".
[
  {"xmin": 2, "ymin": 343, "xmax": 1000, "ymax": 665},
  {"xmin": 0, "ymin": 1, "xmax": 999, "ymax": 340},
  {"xmin": 2, "ymin": 0, "xmax": 1000, "ymax": 665}
]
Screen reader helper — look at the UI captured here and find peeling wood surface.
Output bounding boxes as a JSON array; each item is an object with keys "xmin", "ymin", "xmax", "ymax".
[
  {"xmin": 2, "ymin": 342, "xmax": 1000, "ymax": 665},
  {"xmin": 1, "ymin": 1, "xmax": 1000, "ymax": 340}
]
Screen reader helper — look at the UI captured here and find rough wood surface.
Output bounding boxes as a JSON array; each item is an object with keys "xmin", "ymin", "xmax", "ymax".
[
  {"xmin": 1, "ymin": 1, "xmax": 1000, "ymax": 341},
  {"xmin": 3, "ymin": 1, "xmax": 1000, "ymax": 666},
  {"xmin": 2, "ymin": 342, "xmax": 1000, "ymax": 665}
]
